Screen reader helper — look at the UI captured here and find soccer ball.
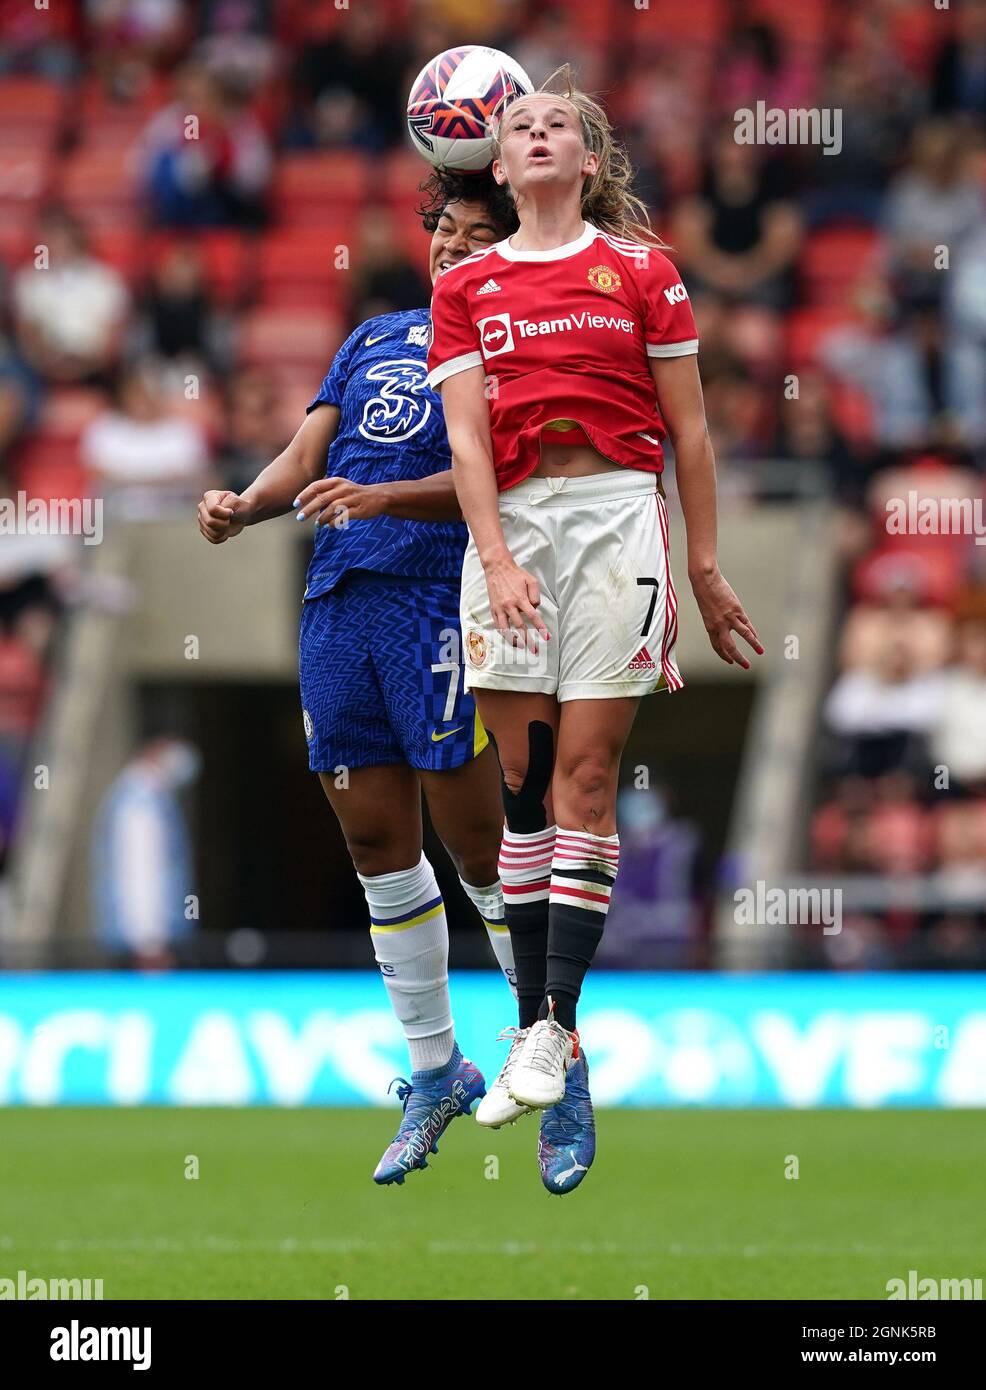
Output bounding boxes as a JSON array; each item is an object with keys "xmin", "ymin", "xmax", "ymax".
[{"xmin": 406, "ymin": 45, "xmax": 533, "ymax": 173}]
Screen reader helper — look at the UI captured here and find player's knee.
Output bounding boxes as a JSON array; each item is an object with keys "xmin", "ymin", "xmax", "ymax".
[
  {"xmin": 345, "ymin": 831, "xmax": 418, "ymax": 878},
  {"xmin": 444, "ymin": 822, "xmax": 500, "ymax": 885},
  {"xmin": 555, "ymin": 751, "xmax": 614, "ymax": 819}
]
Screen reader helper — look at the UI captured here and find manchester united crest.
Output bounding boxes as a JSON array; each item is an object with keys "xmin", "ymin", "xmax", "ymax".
[
  {"xmin": 467, "ymin": 630, "xmax": 488, "ymax": 667},
  {"xmin": 588, "ymin": 264, "xmax": 621, "ymax": 293}
]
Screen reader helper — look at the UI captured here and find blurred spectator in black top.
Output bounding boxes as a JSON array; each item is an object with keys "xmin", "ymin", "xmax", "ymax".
[
  {"xmin": 351, "ymin": 207, "xmax": 430, "ymax": 323},
  {"xmin": 802, "ymin": 51, "xmax": 919, "ymax": 228},
  {"xmin": 221, "ymin": 366, "xmax": 290, "ymax": 494},
  {"xmin": 932, "ymin": 0, "xmax": 986, "ymax": 120},
  {"xmin": 772, "ymin": 368, "xmax": 862, "ymax": 501},
  {"xmin": 673, "ymin": 128, "xmax": 802, "ymax": 311},
  {"xmin": 294, "ymin": 2, "xmax": 405, "ymax": 153},
  {"xmin": 139, "ymin": 242, "xmax": 219, "ymax": 367}
]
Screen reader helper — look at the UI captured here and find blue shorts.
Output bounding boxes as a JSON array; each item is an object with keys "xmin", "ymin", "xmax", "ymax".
[{"xmin": 299, "ymin": 571, "xmax": 488, "ymax": 773}]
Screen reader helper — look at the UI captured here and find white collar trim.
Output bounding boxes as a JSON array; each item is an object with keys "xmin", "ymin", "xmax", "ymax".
[{"xmin": 496, "ymin": 221, "xmax": 598, "ymax": 262}]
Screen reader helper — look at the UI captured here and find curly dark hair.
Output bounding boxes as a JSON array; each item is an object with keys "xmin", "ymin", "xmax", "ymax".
[{"xmin": 417, "ymin": 168, "xmax": 519, "ymax": 237}]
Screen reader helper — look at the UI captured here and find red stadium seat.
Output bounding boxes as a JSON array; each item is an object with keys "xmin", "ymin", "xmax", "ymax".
[
  {"xmin": 799, "ymin": 225, "xmax": 885, "ymax": 306},
  {"xmin": 57, "ymin": 150, "xmax": 138, "ymax": 227},
  {"xmin": 852, "ymin": 545, "xmax": 966, "ymax": 608},
  {"xmin": 196, "ymin": 230, "xmax": 258, "ymax": 305},
  {"xmin": 381, "ymin": 149, "xmax": 429, "ymax": 209},
  {"xmin": 38, "ymin": 389, "xmax": 108, "ymax": 442},
  {"xmin": 256, "ymin": 228, "xmax": 350, "ymax": 309},
  {"xmin": 272, "ymin": 152, "xmax": 371, "ymax": 224},
  {"xmin": 631, "ymin": 0, "xmax": 725, "ymax": 45},
  {"xmin": 829, "ymin": 381, "xmax": 874, "ymax": 448},
  {"xmin": 0, "ymin": 147, "xmax": 52, "ymax": 233},
  {"xmin": 89, "ymin": 228, "xmax": 145, "ymax": 285},
  {"xmin": 0, "ymin": 78, "xmax": 66, "ymax": 128},
  {"xmin": 15, "ymin": 440, "xmax": 89, "ymax": 504},
  {"xmin": 785, "ymin": 306, "xmax": 859, "ymax": 368},
  {"xmin": 239, "ymin": 306, "xmax": 346, "ymax": 370}
]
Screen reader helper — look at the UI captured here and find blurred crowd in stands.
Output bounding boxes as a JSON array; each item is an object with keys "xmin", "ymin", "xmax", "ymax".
[{"xmin": 0, "ymin": 0, "xmax": 984, "ymax": 960}]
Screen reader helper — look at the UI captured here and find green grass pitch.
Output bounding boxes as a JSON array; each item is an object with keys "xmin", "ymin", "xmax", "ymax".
[{"xmin": 1, "ymin": 1108, "xmax": 983, "ymax": 1300}]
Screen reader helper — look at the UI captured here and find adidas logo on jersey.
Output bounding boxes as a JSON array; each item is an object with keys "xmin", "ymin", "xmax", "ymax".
[
  {"xmin": 628, "ymin": 645, "xmax": 656, "ymax": 672},
  {"xmin": 476, "ymin": 279, "xmax": 503, "ymax": 295}
]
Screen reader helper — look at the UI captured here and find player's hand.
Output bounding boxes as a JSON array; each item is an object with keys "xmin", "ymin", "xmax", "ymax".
[
  {"xmin": 293, "ymin": 477, "xmax": 386, "ymax": 528},
  {"xmin": 483, "ymin": 554, "xmax": 550, "ymax": 651},
  {"xmin": 690, "ymin": 565, "xmax": 763, "ymax": 669},
  {"xmin": 198, "ymin": 489, "xmax": 249, "ymax": 544}
]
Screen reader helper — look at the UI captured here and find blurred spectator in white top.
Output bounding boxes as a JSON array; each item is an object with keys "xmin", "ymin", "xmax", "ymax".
[
  {"xmin": 826, "ymin": 637, "xmax": 943, "ymax": 738},
  {"xmin": 931, "ymin": 615, "xmax": 986, "ymax": 793},
  {"xmin": 13, "ymin": 210, "xmax": 130, "ymax": 385},
  {"xmin": 91, "ymin": 736, "xmax": 201, "ymax": 969},
  {"xmin": 883, "ymin": 120, "xmax": 983, "ymax": 314},
  {"xmin": 823, "ymin": 272, "xmax": 986, "ymax": 450},
  {"xmin": 81, "ymin": 358, "xmax": 212, "ymax": 518}
]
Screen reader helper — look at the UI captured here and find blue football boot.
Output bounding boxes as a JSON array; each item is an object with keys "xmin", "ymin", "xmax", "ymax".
[
  {"xmin": 538, "ymin": 1049, "xmax": 595, "ymax": 1195},
  {"xmin": 373, "ymin": 1045, "xmax": 486, "ymax": 1186}
]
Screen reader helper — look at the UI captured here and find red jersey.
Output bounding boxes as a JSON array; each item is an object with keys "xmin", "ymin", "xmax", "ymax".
[{"xmin": 426, "ymin": 221, "xmax": 699, "ymax": 492}]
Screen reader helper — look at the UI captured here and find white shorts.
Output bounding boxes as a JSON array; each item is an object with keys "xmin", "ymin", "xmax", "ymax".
[{"xmin": 460, "ymin": 468, "xmax": 682, "ymax": 702}]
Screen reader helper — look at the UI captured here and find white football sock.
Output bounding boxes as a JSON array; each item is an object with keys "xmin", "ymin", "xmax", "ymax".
[
  {"xmin": 458, "ymin": 875, "xmax": 518, "ymax": 999},
  {"xmin": 359, "ymin": 854, "xmax": 455, "ymax": 1072}
]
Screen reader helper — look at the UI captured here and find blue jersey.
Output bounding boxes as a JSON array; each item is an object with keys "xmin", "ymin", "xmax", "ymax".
[{"xmin": 303, "ymin": 308, "xmax": 467, "ymax": 600}]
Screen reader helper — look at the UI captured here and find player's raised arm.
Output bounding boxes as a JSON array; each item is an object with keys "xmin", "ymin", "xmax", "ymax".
[{"xmin": 197, "ymin": 403, "xmax": 340, "ymax": 544}]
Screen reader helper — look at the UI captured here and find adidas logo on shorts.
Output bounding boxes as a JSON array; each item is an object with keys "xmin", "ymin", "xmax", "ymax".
[
  {"xmin": 628, "ymin": 645, "xmax": 656, "ymax": 672},
  {"xmin": 476, "ymin": 279, "xmax": 502, "ymax": 295}
]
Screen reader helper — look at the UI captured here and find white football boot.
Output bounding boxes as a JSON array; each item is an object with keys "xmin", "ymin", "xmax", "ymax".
[
  {"xmin": 507, "ymin": 1000, "xmax": 577, "ymax": 1110},
  {"xmin": 475, "ymin": 1027, "xmax": 532, "ymax": 1127}
]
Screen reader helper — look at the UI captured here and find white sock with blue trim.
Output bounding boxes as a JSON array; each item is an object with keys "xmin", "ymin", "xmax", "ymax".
[
  {"xmin": 359, "ymin": 854, "xmax": 455, "ymax": 1072},
  {"xmin": 458, "ymin": 875, "xmax": 518, "ymax": 999}
]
